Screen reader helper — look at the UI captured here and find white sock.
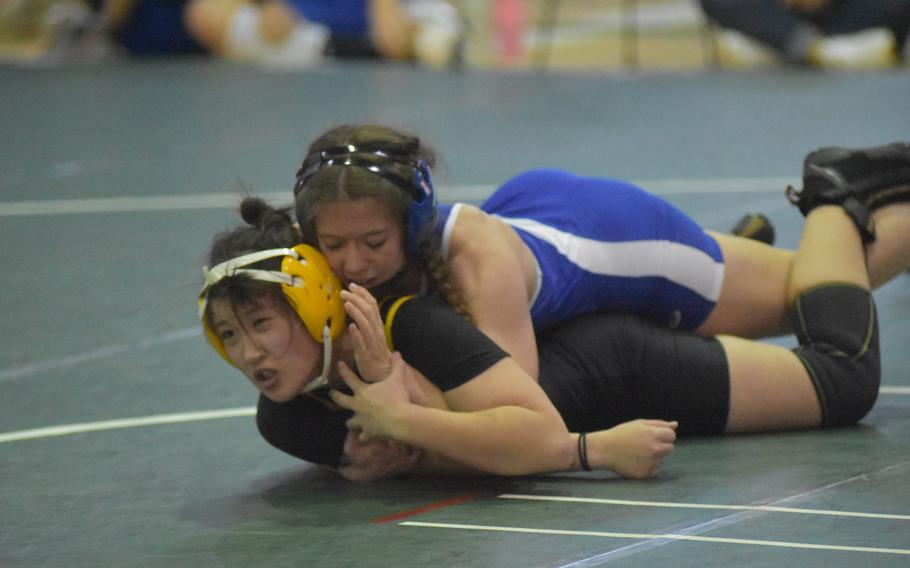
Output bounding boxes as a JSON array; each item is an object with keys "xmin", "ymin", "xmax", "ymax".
[
  {"xmin": 405, "ymin": 0, "xmax": 463, "ymax": 68},
  {"xmin": 716, "ymin": 30, "xmax": 776, "ymax": 68},
  {"xmin": 226, "ymin": 5, "xmax": 328, "ymax": 67},
  {"xmin": 812, "ymin": 28, "xmax": 896, "ymax": 69}
]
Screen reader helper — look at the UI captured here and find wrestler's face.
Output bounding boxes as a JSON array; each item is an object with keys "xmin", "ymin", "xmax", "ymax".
[
  {"xmin": 209, "ymin": 295, "xmax": 322, "ymax": 402},
  {"xmin": 314, "ymin": 197, "xmax": 407, "ymax": 289}
]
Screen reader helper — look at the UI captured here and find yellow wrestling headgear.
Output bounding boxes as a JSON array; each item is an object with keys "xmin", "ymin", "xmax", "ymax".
[{"xmin": 198, "ymin": 244, "xmax": 345, "ymax": 390}]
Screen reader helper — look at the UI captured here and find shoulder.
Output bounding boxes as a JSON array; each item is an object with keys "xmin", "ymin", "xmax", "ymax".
[
  {"xmin": 381, "ymin": 295, "xmax": 468, "ymax": 339},
  {"xmin": 379, "ymin": 296, "xmax": 509, "ymax": 391},
  {"xmin": 448, "ymin": 203, "xmax": 517, "ymax": 259},
  {"xmin": 449, "ymin": 202, "xmax": 489, "ymax": 234},
  {"xmin": 500, "ymin": 168, "xmax": 578, "ymax": 189}
]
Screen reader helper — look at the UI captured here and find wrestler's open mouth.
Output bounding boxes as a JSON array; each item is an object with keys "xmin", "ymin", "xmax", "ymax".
[{"xmin": 254, "ymin": 369, "xmax": 278, "ymax": 387}]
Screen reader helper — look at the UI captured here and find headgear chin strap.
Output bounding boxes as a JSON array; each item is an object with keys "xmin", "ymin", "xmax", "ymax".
[
  {"xmin": 198, "ymin": 244, "xmax": 346, "ymax": 393},
  {"xmin": 295, "ymin": 144, "xmax": 438, "ymax": 254}
]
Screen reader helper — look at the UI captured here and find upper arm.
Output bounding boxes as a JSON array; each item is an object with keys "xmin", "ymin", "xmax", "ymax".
[
  {"xmin": 448, "ymin": 208, "xmax": 540, "ymax": 378},
  {"xmin": 388, "ymin": 296, "xmax": 554, "ymax": 416},
  {"xmin": 443, "ymin": 357, "xmax": 558, "ymax": 417}
]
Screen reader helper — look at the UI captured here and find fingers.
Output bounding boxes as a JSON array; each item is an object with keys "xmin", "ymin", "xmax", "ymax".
[
  {"xmin": 338, "ymin": 465, "xmax": 366, "ymax": 482},
  {"xmin": 640, "ymin": 444, "xmax": 674, "ymax": 478},
  {"xmin": 343, "ymin": 284, "xmax": 393, "ymax": 382},
  {"xmin": 337, "ymin": 361, "xmax": 363, "ymax": 391},
  {"xmin": 388, "ymin": 351, "xmax": 404, "ymax": 372},
  {"xmin": 344, "ymin": 416, "xmax": 377, "ymax": 445},
  {"xmin": 339, "ymin": 437, "xmax": 421, "ymax": 482},
  {"xmin": 640, "ymin": 420, "xmax": 677, "ymax": 474},
  {"xmin": 341, "ymin": 284, "xmax": 384, "ymax": 339},
  {"xmin": 343, "ymin": 430, "xmax": 359, "ymax": 454},
  {"xmin": 346, "ymin": 281, "xmax": 376, "ymax": 302},
  {"xmin": 642, "ymin": 419, "xmax": 679, "ymax": 430},
  {"xmin": 329, "ymin": 362, "xmax": 362, "ymax": 410},
  {"xmin": 653, "ymin": 423, "xmax": 677, "ymax": 457},
  {"xmin": 329, "ymin": 389, "xmax": 353, "ymax": 411},
  {"xmin": 640, "ymin": 420, "xmax": 679, "ymax": 443},
  {"xmin": 348, "ymin": 322, "xmax": 366, "ymax": 355},
  {"xmin": 654, "ymin": 441, "xmax": 675, "ymax": 459}
]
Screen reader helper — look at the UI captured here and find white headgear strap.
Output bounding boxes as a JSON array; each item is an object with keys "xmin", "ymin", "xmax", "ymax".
[{"xmin": 199, "ymin": 246, "xmax": 334, "ymax": 394}]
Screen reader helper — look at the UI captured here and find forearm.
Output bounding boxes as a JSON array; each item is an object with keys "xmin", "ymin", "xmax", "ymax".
[
  {"xmin": 389, "ymin": 405, "xmax": 574, "ymax": 476},
  {"xmin": 409, "ymin": 373, "xmax": 450, "ymax": 410},
  {"xmin": 408, "ymin": 450, "xmax": 486, "ymax": 475}
]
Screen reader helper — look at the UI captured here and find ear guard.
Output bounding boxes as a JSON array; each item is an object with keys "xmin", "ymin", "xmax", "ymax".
[
  {"xmin": 407, "ymin": 159, "xmax": 438, "ymax": 254},
  {"xmin": 198, "ymin": 244, "xmax": 346, "ymax": 392},
  {"xmin": 295, "ymin": 145, "xmax": 438, "ymax": 254}
]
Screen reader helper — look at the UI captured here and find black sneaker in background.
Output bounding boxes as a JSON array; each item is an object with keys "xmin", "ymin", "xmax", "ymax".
[{"xmin": 731, "ymin": 213, "xmax": 776, "ymax": 245}]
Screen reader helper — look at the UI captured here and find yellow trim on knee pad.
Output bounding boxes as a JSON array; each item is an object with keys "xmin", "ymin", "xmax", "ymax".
[{"xmin": 791, "ymin": 283, "xmax": 875, "ymax": 359}]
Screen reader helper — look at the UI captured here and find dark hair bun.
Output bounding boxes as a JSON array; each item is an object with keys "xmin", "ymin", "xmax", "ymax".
[{"xmin": 240, "ymin": 197, "xmax": 273, "ymax": 226}]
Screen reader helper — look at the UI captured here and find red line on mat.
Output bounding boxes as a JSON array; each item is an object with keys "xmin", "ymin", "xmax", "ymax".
[{"xmin": 371, "ymin": 493, "xmax": 481, "ymax": 524}]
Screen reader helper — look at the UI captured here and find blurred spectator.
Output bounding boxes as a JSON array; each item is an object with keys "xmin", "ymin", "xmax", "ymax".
[
  {"xmin": 89, "ymin": 0, "xmax": 206, "ymax": 57},
  {"xmin": 699, "ymin": 0, "xmax": 910, "ymax": 68},
  {"xmin": 24, "ymin": 0, "xmax": 461, "ymax": 67},
  {"xmin": 33, "ymin": 0, "xmax": 207, "ymax": 63},
  {"xmin": 183, "ymin": 0, "xmax": 463, "ymax": 68}
]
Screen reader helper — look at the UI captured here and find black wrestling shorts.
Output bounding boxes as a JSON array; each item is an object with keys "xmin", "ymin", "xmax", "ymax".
[{"xmin": 537, "ymin": 312, "xmax": 730, "ymax": 437}]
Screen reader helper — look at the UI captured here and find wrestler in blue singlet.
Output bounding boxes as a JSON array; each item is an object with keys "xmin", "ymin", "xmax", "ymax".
[
  {"xmin": 91, "ymin": 0, "xmax": 206, "ymax": 56},
  {"xmin": 436, "ymin": 169, "xmax": 725, "ymax": 331},
  {"xmin": 286, "ymin": 0, "xmax": 370, "ymax": 40}
]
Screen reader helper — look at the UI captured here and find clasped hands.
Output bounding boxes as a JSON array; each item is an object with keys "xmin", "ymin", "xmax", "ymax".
[{"xmin": 328, "ymin": 284, "xmax": 680, "ymax": 481}]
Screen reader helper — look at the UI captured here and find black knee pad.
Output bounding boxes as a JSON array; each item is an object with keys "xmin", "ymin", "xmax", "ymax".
[{"xmin": 789, "ymin": 284, "xmax": 880, "ymax": 427}]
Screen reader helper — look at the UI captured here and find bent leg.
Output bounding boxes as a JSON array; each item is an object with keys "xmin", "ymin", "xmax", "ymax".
[
  {"xmin": 723, "ymin": 285, "xmax": 880, "ymax": 432},
  {"xmin": 723, "ymin": 206, "xmax": 882, "ymax": 431},
  {"xmin": 700, "ymin": 202, "xmax": 910, "ymax": 339},
  {"xmin": 697, "ymin": 232, "xmax": 793, "ymax": 338},
  {"xmin": 790, "ymin": 206, "xmax": 869, "ymax": 293},
  {"xmin": 721, "ymin": 335, "xmax": 821, "ymax": 432},
  {"xmin": 790, "ymin": 285, "xmax": 879, "ymax": 426},
  {"xmin": 867, "ymin": 203, "xmax": 910, "ymax": 286},
  {"xmin": 784, "ymin": 206, "xmax": 880, "ymax": 426}
]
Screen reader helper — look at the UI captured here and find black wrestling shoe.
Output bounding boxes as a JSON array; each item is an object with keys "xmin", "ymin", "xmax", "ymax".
[
  {"xmin": 731, "ymin": 213, "xmax": 775, "ymax": 245},
  {"xmin": 786, "ymin": 142, "xmax": 910, "ymax": 242}
]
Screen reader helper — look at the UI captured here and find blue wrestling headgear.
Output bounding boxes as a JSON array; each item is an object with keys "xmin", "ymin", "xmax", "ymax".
[{"xmin": 294, "ymin": 144, "xmax": 438, "ymax": 255}]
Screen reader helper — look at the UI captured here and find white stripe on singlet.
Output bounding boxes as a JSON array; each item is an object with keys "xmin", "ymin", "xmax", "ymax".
[{"xmin": 493, "ymin": 215, "xmax": 725, "ymax": 302}]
